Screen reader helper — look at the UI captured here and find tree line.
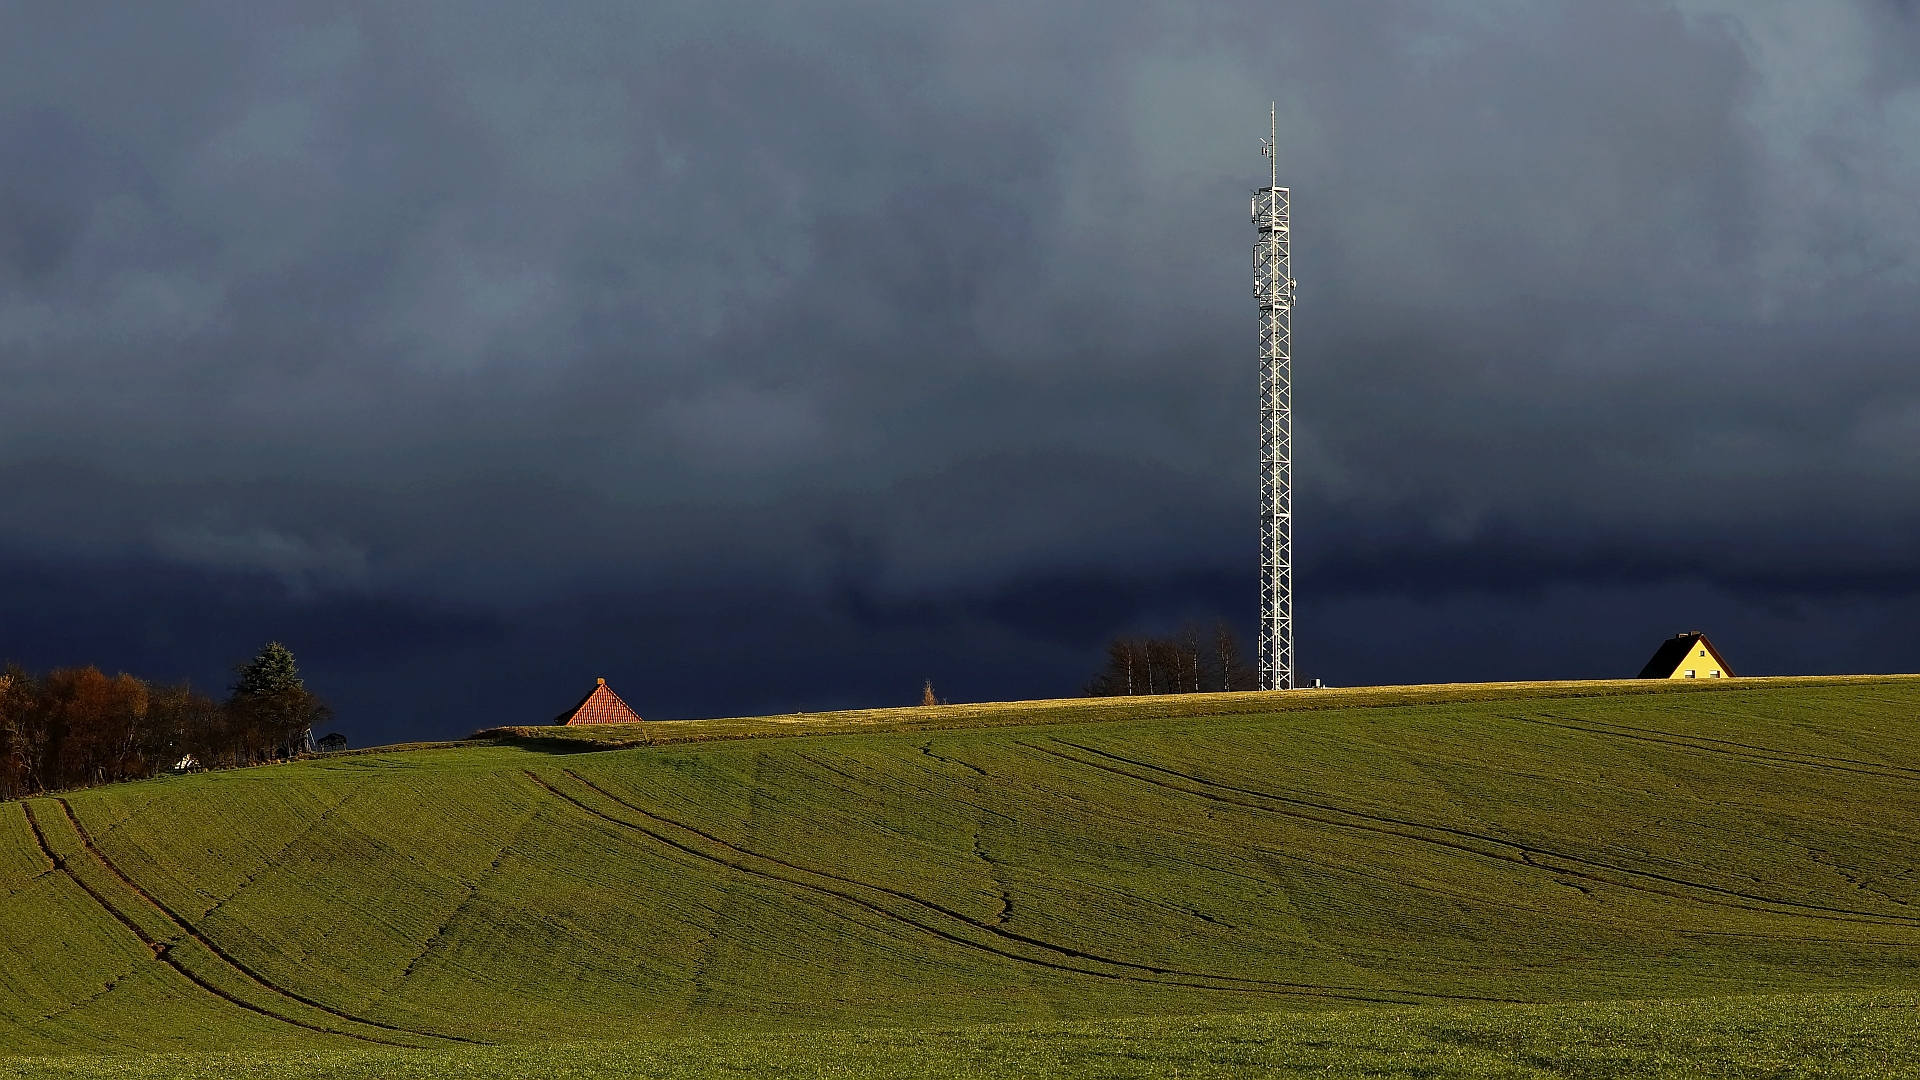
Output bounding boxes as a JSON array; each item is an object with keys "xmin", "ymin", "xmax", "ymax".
[
  {"xmin": 1086, "ymin": 622, "xmax": 1259, "ymax": 696},
  {"xmin": 0, "ymin": 642, "xmax": 330, "ymax": 800}
]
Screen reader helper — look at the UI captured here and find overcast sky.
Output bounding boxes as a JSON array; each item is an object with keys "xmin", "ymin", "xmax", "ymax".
[{"xmin": 4, "ymin": 1, "xmax": 1920, "ymax": 740}]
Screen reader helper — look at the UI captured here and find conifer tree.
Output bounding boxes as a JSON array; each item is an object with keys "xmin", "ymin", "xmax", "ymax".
[
  {"xmin": 233, "ymin": 642, "xmax": 303, "ymax": 698},
  {"xmin": 228, "ymin": 642, "xmax": 329, "ymax": 759}
]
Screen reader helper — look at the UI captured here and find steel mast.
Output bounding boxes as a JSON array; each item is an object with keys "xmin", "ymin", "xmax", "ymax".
[{"xmin": 1253, "ymin": 103, "xmax": 1294, "ymax": 691}]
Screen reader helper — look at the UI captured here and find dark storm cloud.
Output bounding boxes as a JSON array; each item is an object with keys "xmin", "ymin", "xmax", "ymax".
[{"xmin": 4, "ymin": 2, "xmax": 1920, "ymax": 736}]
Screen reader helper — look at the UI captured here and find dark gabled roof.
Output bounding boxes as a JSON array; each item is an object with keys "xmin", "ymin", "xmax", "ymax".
[{"xmin": 1637, "ymin": 633, "xmax": 1735, "ymax": 679}]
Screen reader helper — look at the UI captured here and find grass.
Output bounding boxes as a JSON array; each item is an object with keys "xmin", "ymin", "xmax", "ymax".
[
  {"xmin": 5, "ymin": 677, "xmax": 1920, "ymax": 1075},
  {"xmin": 7, "ymin": 991, "xmax": 1920, "ymax": 1078}
]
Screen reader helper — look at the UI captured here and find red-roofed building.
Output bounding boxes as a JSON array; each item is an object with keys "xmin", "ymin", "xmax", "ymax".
[{"xmin": 554, "ymin": 678, "xmax": 644, "ymax": 725}]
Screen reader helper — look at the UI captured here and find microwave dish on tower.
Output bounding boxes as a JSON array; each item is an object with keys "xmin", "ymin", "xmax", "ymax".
[{"xmin": 1252, "ymin": 103, "xmax": 1294, "ymax": 690}]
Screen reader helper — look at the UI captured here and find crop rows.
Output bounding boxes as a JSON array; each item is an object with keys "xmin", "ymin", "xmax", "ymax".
[{"xmin": 3, "ymin": 680, "xmax": 1919, "ymax": 1062}]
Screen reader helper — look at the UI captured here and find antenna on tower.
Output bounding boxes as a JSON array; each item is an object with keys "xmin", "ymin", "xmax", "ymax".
[
  {"xmin": 1261, "ymin": 102, "xmax": 1277, "ymax": 189},
  {"xmin": 1252, "ymin": 103, "xmax": 1294, "ymax": 691}
]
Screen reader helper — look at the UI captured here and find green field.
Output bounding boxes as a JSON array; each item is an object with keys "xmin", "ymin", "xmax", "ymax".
[{"xmin": 6, "ymin": 677, "xmax": 1920, "ymax": 1077}]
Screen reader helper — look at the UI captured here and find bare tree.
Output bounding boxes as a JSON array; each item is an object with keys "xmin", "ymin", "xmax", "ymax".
[
  {"xmin": 1213, "ymin": 623, "xmax": 1256, "ymax": 691},
  {"xmin": 1088, "ymin": 623, "xmax": 1249, "ymax": 697},
  {"xmin": 0, "ymin": 667, "xmax": 41, "ymax": 798},
  {"xmin": 1087, "ymin": 638, "xmax": 1147, "ymax": 696},
  {"xmin": 1178, "ymin": 623, "xmax": 1203, "ymax": 693}
]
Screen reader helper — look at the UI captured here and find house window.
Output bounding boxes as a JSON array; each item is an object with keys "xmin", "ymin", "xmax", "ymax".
[
  {"xmin": 1684, "ymin": 670, "xmax": 1696, "ymax": 678},
  {"xmin": 1710, "ymin": 670, "xmax": 1721, "ymax": 677}
]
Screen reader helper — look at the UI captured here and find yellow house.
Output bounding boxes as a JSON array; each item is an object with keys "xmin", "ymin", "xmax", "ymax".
[{"xmin": 1637, "ymin": 632, "xmax": 1734, "ymax": 680}]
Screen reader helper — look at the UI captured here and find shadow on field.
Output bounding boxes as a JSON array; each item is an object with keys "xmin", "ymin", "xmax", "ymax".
[{"xmin": 470, "ymin": 735, "xmax": 616, "ymax": 755}]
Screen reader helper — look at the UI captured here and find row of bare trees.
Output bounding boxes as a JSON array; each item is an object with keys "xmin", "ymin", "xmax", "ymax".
[
  {"xmin": 1086, "ymin": 622, "xmax": 1259, "ymax": 696},
  {"xmin": 0, "ymin": 643, "xmax": 330, "ymax": 800}
]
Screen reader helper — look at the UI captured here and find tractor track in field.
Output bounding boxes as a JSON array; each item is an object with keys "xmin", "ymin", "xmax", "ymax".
[
  {"xmin": 792, "ymin": 752, "xmax": 891, "ymax": 799},
  {"xmin": 530, "ymin": 769, "xmax": 1404, "ymax": 1004},
  {"xmin": 970, "ymin": 831, "xmax": 1015, "ymax": 926},
  {"xmin": 529, "ymin": 768, "xmax": 1529, "ymax": 1007},
  {"xmin": 526, "ymin": 771, "xmax": 1251, "ymax": 999},
  {"xmin": 0, "ymin": 804, "xmax": 58, "ymax": 901},
  {"xmin": 386, "ymin": 805, "xmax": 542, "ymax": 990},
  {"xmin": 0, "ymin": 867, "xmax": 57, "ymax": 901},
  {"xmin": 919, "ymin": 742, "xmax": 991, "ymax": 779},
  {"xmin": 18, "ymin": 802, "xmax": 418, "ymax": 1047},
  {"xmin": 192, "ymin": 788, "xmax": 362, "ymax": 927},
  {"xmin": 1241, "ymin": 821, "xmax": 1920, "ymax": 948},
  {"xmin": 806, "ymin": 748, "xmax": 1025, "ymax": 927},
  {"xmin": 1030, "ymin": 740, "xmax": 1920, "ymax": 933},
  {"xmin": 31, "ymin": 969, "xmax": 135, "ymax": 1026},
  {"xmin": 1516, "ymin": 714, "xmax": 1920, "ymax": 783},
  {"xmin": 554, "ymin": 769, "xmax": 1248, "ymax": 990},
  {"xmin": 44, "ymin": 798, "xmax": 484, "ymax": 1047}
]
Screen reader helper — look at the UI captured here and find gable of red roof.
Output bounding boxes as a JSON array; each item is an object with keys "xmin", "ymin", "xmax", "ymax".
[{"xmin": 555, "ymin": 680, "xmax": 644, "ymax": 725}]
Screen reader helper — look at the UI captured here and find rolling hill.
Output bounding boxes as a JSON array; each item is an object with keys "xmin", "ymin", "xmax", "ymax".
[{"xmin": 5, "ymin": 677, "xmax": 1920, "ymax": 1078}]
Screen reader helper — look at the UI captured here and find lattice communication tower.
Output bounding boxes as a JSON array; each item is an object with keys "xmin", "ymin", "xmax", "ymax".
[{"xmin": 1253, "ymin": 104, "xmax": 1294, "ymax": 691}]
